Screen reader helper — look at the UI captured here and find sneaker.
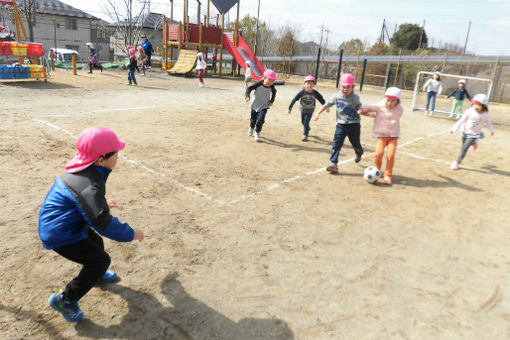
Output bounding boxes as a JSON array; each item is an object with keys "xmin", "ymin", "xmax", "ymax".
[
  {"xmin": 448, "ymin": 114, "xmax": 455, "ymax": 118},
  {"xmin": 248, "ymin": 127, "xmax": 254, "ymax": 136},
  {"xmin": 49, "ymin": 292, "xmax": 84, "ymax": 322},
  {"xmin": 254, "ymin": 132, "xmax": 261, "ymax": 142},
  {"xmin": 383, "ymin": 176, "xmax": 392, "ymax": 185},
  {"xmin": 424, "ymin": 110, "xmax": 429, "ymax": 116},
  {"xmin": 326, "ymin": 164, "xmax": 339, "ymax": 173},
  {"xmin": 127, "ymin": 83, "xmax": 132, "ymax": 86},
  {"xmin": 98, "ymin": 270, "xmax": 117, "ymax": 284},
  {"xmin": 429, "ymin": 111, "xmax": 434, "ymax": 117},
  {"xmin": 450, "ymin": 161, "xmax": 460, "ymax": 170},
  {"xmin": 456, "ymin": 114, "xmax": 461, "ymax": 120},
  {"xmin": 355, "ymin": 152, "xmax": 363, "ymax": 163},
  {"xmin": 199, "ymin": 82, "xmax": 204, "ymax": 88},
  {"xmin": 301, "ymin": 136, "xmax": 308, "ymax": 142}
]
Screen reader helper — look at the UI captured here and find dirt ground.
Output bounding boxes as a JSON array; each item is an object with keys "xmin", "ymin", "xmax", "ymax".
[{"xmin": 1, "ymin": 67, "xmax": 509, "ymax": 340}]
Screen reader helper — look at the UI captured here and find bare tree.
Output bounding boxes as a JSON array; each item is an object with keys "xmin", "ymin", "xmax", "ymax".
[{"xmin": 101, "ymin": 0, "xmax": 148, "ymax": 56}]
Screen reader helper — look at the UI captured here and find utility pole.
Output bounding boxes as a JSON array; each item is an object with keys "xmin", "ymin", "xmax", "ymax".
[
  {"xmin": 463, "ymin": 21, "xmax": 471, "ymax": 55},
  {"xmin": 379, "ymin": 19, "xmax": 385, "ymax": 43},
  {"xmin": 418, "ymin": 20, "xmax": 425, "ymax": 49},
  {"xmin": 324, "ymin": 27, "xmax": 331, "ymax": 54},
  {"xmin": 147, "ymin": 0, "xmax": 151, "ymax": 13}
]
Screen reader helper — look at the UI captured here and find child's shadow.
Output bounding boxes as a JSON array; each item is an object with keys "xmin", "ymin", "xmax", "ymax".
[
  {"xmin": 76, "ymin": 272, "xmax": 294, "ymax": 339},
  {"xmin": 393, "ymin": 174, "xmax": 483, "ymax": 191},
  {"xmin": 261, "ymin": 136, "xmax": 329, "ymax": 154}
]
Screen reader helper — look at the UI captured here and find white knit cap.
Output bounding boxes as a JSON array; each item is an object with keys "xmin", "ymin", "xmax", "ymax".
[
  {"xmin": 458, "ymin": 79, "xmax": 466, "ymax": 84},
  {"xmin": 384, "ymin": 87, "xmax": 401, "ymax": 99}
]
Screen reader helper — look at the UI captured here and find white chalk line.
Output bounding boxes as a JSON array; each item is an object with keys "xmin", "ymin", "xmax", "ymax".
[
  {"xmin": 33, "ymin": 118, "xmax": 213, "ymax": 201},
  {"xmin": 38, "ymin": 101, "xmax": 195, "ymax": 117},
  {"xmin": 33, "ymin": 119, "xmax": 496, "ymax": 206}
]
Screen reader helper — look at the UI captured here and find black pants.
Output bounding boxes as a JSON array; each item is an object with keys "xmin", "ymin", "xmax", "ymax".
[
  {"xmin": 89, "ymin": 62, "xmax": 103, "ymax": 73},
  {"xmin": 53, "ymin": 229, "xmax": 110, "ymax": 302}
]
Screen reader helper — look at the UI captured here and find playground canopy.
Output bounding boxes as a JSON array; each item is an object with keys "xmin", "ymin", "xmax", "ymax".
[{"xmin": 210, "ymin": 0, "xmax": 239, "ymax": 14}]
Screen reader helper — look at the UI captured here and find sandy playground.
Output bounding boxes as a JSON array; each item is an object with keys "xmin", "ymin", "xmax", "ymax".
[{"xmin": 1, "ymin": 68, "xmax": 510, "ymax": 339}]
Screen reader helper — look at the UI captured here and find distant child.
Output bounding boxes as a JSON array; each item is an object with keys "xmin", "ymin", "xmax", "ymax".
[
  {"xmin": 358, "ymin": 87, "xmax": 404, "ymax": 185},
  {"xmin": 196, "ymin": 52, "xmax": 207, "ymax": 88},
  {"xmin": 86, "ymin": 42, "xmax": 103, "ymax": 74},
  {"xmin": 245, "ymin": 69, "xmax": 277, "ymax": 142},
  {"xmin": 422, "ymin": 71, "xmax": 442, "ymax": 116},
  {"xmin": 447, "ymin": 79, "xmax": 471, "ymax": 119},
  {"xmin": 313, "ymin": 73, "xmax": 363, "ymax": 174},
  {"xmin": 244, "ymin": 62, "xmax": 252, "ymax": 87},
  {"xmin": 137, "ymin": 46, "xmax": 148, "ymax": 75},
  {"xmin": 127, "ymin": 48, "xmax": 139, "ymax": 86},
  {"xmin": 449, "ymin": 94, "xmax": 494, "ymax": 170},
  {"xmin": 39, "ymin": 127, "xmax": 144, "ymax": 322},
  {"xmin": 288, "ymin": 75, "xmax": 325, "ymax": 141}
]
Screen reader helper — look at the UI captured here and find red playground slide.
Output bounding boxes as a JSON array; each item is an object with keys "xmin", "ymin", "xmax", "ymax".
[{"xmin": 222, "ymin": 33, "xmax": 284, "ymax": 84}]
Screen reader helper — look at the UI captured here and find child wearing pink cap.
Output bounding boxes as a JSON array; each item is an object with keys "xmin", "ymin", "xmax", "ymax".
[
  {"xmin": 358, "ymin": 87, "xmax": 404, "ymax": 185},
  {"xmin": 314, "ymin": 73, "xmax": 363, "ymax": 173},
  {"xmin": 245, "ymin": 69, "xmax": 278, "ymax": 142},
  {"xmin": 449, "ymin": 94, "xmax": 494, "ymax": 170},
  {"xmin": 288, "ymin": 75, "xmax": 326, "ymax": 141},
  {"xmin": 39, "ymin": 127, "xmax": 144, "ymax": 322},
  {"xmin": 127, "ymin": 48, "xmax": 140, "ymax": 85},
  {"xmin": 137, "ymin": 46, "xmax": 148, "ymax": 75}
]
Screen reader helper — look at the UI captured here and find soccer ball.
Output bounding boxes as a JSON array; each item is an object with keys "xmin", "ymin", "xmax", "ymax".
[{"xmin": 364, "ymin": 166, "xmax": 381, "ymax": 183}]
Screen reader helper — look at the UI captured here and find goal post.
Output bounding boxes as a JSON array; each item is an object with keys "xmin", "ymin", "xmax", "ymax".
[{"xmin": 412, "ymin": 71, "xmax": 493, "ymax": 114}]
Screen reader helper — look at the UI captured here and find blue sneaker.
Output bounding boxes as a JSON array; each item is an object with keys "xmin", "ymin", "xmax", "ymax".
[
  {"xmin": 49, "ymin": 292, "xmax": 84, "ymax": 322},
  {"xmin": 98, "ymin": 270, "xmax": 117, "ymax": 284}
]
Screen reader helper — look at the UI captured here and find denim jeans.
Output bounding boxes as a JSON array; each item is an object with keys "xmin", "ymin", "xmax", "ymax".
[
  {"xmin": 128, "ymin": 71, "xmax": 137, "ymax": 84},
  {"xmin": 456, "ymin": 136, "xmax": 477, "ymax": 163},
  {"xmin": 250, "ymin": 108, "xmax": 268, "ymax": 133},
  {"xmin": 330, "ymin": 123, "xmax": 363, "ymax": 165},
  {"xmin": 426, "ymin": 91, "xmax": 437, "ymax": 111},
  {"xmin": 301, "ymin": 112, "xmax": 313, "ymax": 137}
]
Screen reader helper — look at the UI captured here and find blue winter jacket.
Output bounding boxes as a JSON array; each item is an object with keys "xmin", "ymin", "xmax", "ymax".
[{"xmin": 38, "ymin": 165, "xmax": 134, "ymax": 249}]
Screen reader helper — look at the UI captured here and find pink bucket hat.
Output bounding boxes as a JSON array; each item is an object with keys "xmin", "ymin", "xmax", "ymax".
[
  {"xmin": 65, "ymin": 127, "xmax": 125, "ymax": 173},
  {"xmin": 263, "ymin": 69, "xmax": 276, "ymax": 80},
  {"xmin": 129, "ymin": 48, "xmax": 136, "ymax": 57}
]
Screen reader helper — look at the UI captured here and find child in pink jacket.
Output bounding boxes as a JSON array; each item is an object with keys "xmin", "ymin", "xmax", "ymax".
[
  {"xmin": 449, "ymin": 93, "xmax": 494, "ymax": 170},
  {"xmin": 358, "ymin": 87, "xmax": 404, "ymax": 185}
]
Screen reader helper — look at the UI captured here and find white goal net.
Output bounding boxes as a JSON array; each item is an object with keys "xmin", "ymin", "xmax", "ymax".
[{"xmin": 412, "ymin": 71, "xmax": 492, "ymax": 115}]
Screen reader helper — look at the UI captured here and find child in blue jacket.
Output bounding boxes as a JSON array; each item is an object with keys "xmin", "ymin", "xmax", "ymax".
[{"xmin": 39, "ymin": 127, "xmax": 144, "ymax": 322}]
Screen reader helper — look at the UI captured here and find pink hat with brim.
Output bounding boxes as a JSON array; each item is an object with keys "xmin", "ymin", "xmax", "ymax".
[
  {"xmin": 0, "ymin": 25, "xmax": 5, "ymax": 30},
  {"xmin": 65, "ymin": 127, "xmax": 125, "ymax": 173},
  {"xmin": 263, "ymin": 69, "xmax": 276, "ymax": 80}
]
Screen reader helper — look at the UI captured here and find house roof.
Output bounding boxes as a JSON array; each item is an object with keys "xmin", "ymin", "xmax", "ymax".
[
  {"xmin": 30, "ymin": 0, "xmax": 99, "ymax": 20},
  {"xmin": 141, "ymin": 12, "xmax": 176, "ymax": 29}
]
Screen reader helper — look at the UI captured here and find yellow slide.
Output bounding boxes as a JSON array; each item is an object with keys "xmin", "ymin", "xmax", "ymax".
[{"xmin": 168, "ymin": 49, "xmax": 196, "ymax": 74}]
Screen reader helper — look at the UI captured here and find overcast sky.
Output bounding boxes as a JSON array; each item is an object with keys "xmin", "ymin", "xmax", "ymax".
[{"xmin": 60, "ymin": 0, "xmax": 510, "ymax": 56}]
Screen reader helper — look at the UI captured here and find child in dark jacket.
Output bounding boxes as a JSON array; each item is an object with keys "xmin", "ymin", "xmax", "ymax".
[
  {"xmin": 447, "ymin": 79, "xmax": 471, "ymax": 119},
  {"xmin": 288, "ymin": 75, "xmax": 325, "ymax": 141},
  {"xmin": 39, "ymin": 127, "xmax": 144, "ymax": 322},
  {"xmin": 245, "ymin": 69, "xmax": 277, "ymax": 142},
  {"xmin": 127, "ymin": 48, "xmax": 140, "ymax": 86}
]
